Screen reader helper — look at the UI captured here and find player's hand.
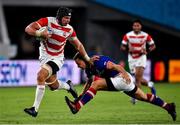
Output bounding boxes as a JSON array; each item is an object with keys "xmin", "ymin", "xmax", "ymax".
[
  {"xmin": 89, "ymin": 55, "xmax": 100, "ymax": 65},
  {"xmin": 41, "ymin": 28, "xmax": 52, "ymax": 39},
  {"xmin": 121, "ymin": 72, "xmax": 131, "ymax": 84}
]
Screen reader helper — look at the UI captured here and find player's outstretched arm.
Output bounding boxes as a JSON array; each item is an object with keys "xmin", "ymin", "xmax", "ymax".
[
  {"xmin": 69, "ymin": 39, "xmax": 91, "ymax": 63},
  {"xmin": 107, "ymin": 61, "xmax": 131, "ymax": 84}
]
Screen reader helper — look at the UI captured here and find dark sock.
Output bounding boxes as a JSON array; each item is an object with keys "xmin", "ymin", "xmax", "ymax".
[
  {"xmin": 76, "ymin": 87, "xmax": 97, "ymax": 110},
  {"xmin": 146, "ymin": 93, "xmax": 167, "ymax": 109}
]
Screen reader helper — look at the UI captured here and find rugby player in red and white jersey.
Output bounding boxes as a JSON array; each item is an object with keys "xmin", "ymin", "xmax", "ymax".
[
  {"xmin": 120, "ymin": 19, "xmax": 156, "ymax": 104},
  {"xmin": 24, "ymin": 7, "xmax": 91, "ymax": 117}
]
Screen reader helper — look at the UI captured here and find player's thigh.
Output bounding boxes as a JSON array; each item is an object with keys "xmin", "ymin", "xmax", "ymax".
[
  {"xmin": 128, "ymin": 61, "xmax": 136, "ymax": 74},
  {"xmin": 91, "ymin": 79, "xmax": 108, "ymax": 91},
  {"xmin": 39, "ymin": 52, "xmax": 64, "ymax": 77},
  {"xmin": 135, "ymin": 55, "xmax": 146, "ymax": 76},
  {"xmin": 129, "ymin": 55, "xmax": 147, "ymax": 75},
  {"xmin": 39, "ymin": 49, "xmax": 64, "ymax": 70},
  {"xmin": 135, "ymin": 66, "xmax": 144, "ymax": 78},
  {"xmin": 128, "ymin": 55, "xmax": 136, "ymax": 74},
  {"xmin": 141, "ymin": 78, "xmax": 148, "ymax": 86}
]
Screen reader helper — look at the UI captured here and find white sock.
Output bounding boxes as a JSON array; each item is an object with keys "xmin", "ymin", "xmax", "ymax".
[
  {"xmin": 57, "ymin": 80, "xmax": 70, "ymax": 90},
  {"xmin": 148, "ymin": 81, "xmax": 154, "ymax": 88},
  {"xmin": 33, "ymin": 85, "xmax": 45, "ymax": 112}
]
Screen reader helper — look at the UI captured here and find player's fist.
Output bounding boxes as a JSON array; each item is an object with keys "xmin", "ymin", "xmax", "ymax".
[
  {"xmin": 35, "ymin": 27, "xmax": 52, "ymax": 39},
  {"xmin": 89, "ymin": 55, "xmax": 100, "ymax": 65}
]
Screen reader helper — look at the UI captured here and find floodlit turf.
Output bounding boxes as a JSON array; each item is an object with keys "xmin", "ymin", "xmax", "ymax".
[{"xmin": 0, "ymin": 83, "xmax": 179, "ymax": 124}]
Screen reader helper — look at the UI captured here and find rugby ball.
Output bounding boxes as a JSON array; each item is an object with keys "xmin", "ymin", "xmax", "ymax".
[{"xmin": 38, "ymin": 26, "xmax": 47, "ymax": 32}]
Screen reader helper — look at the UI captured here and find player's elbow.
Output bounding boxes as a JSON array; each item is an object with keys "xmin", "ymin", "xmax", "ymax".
[
  {"xmin": 25, "ymin": 26, "xmax": 31, "ymax": 34},
  {"xmin": 25, "ymin": 26, "xmax": 28, "ymax": 33},
  {"xmin": 25, "ymin": 22, "xmax": 37, "ymax": 35}
]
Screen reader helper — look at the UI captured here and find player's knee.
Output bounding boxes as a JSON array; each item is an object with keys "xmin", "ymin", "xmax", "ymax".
[
  {"xmin": 37, "ymin": 73, "xmax": 46, "ymax": 84},
  {"xmin": 46, "ymin": 78, "xmax": 58, "ymax": 90}
]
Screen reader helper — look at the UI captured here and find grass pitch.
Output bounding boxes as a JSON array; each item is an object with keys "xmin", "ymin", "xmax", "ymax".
[{"xmin": 0, "ymin": 83, "xmax": 179, "ymax": 124}]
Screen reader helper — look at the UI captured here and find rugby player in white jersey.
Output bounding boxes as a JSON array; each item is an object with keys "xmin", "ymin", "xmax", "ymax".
[
  {"xmin": 120, "ymin": 19, "xmax": 156, "ymax": 104},
  {"xmin": 24, "ymin": 7, "xmax": 91, "ymax": 117}
]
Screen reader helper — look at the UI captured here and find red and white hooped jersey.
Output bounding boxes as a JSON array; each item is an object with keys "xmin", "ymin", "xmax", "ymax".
[
  {"xmin": 121, "ymin": 31, "xmax": 155, "ymax": 58},
  {"xmin": 36, "ymin": 17, "xmax": 77, "ymax": 56}
]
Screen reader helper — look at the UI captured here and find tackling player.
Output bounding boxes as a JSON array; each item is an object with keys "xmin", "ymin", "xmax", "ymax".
[
  {"xmin": 65, "ymin": 53, "xmax": 176, "ymax": 121},
  {"xmin": 24, "ymin": 7, "xmax": 91, "ymax": 117}
]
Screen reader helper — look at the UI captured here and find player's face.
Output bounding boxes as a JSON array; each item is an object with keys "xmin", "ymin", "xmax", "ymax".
[
  {"xmin": 75, "ymin": 58, "xmax": 86, "ymax": 69},
  {"xmin": 61, "ymin": 16, "xmax": 71, "ymax": 26},
  {"xmin": 132, "ymin": 22, "xmax": 142, "ymax": 33}
]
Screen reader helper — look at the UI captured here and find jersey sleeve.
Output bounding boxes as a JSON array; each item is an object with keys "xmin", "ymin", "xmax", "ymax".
[
  {"xmin": 121, "ymin": 34, "xmax": 128, "ymax": 45},
  {"xmin": 36, "ymin": 17, "xmax": 48, "ymax": 27},
  {"xmin": 68, "ymin": 28, "xmax": 78, "ymax": 41},
  {"xmin": 146, "ymin": 34, "xmax": 155, "ymax": 45}
]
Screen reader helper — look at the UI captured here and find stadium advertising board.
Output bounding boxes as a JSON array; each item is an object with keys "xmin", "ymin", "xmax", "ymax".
[
  {"xmin": 169, "ymin": 60, "xmax": 180, "ymax": 82},
  {"xmin": 154, "ymin": 61, "xmax": 166, "ymax": 81},
  {"xmin": 0, "ymin": 60, "xmax": 80, "ymax": 87},
  {"xmin": 143, "ymin": 60, "xmax": 151, "ymax": 81}
]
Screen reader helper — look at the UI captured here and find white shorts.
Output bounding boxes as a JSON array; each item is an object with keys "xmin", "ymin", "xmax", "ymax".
[
  {"xmin": 110, "ymin": 73, "xmax": 135, "ymax": 92},
  {"xmin": 128, "ymin": 54, "xmax": 147, "ymax": 74},
  {"xmin": 39, "ymin": 48, "xmax": 64, "ymax": 70}
]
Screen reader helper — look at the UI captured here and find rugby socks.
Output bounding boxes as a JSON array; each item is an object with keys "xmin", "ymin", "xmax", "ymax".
[
  {"xmin": 151, "ymin": 87, "xmax": 156, "ymax": 95},
  {"xmin": 76, "ymin": 87, "xmax": 97, "ymax": 110},
  {"xmin": 146, "ymin": 93, "xmax": 168, "ymax": 111},
  {"xmin": 33, "ymin": 85, "xmax": 45, "ymax": 112},
  {"xmin": 147, "ymin": 81, "xmax": 156, "ymax": 95},
  {"xmin": 57, "ymin": 80, "xmax": 70, "ymax": 90}
]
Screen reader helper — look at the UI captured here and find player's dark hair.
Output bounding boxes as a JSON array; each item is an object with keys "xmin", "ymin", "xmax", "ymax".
[
  {"xmin": 56, "ymin": 7, "xmax": 72, "ymax": 24},
  {"xmin": 73, "ymin": 52, "xmax": 84, "ymax": 61},
  {"xmin": 132, "ymin": 19, "xmax": 143, "ymax": 26},
  {"xmin": 73, "ymin": 52, "xmax": 90, "ymax": 67}
]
